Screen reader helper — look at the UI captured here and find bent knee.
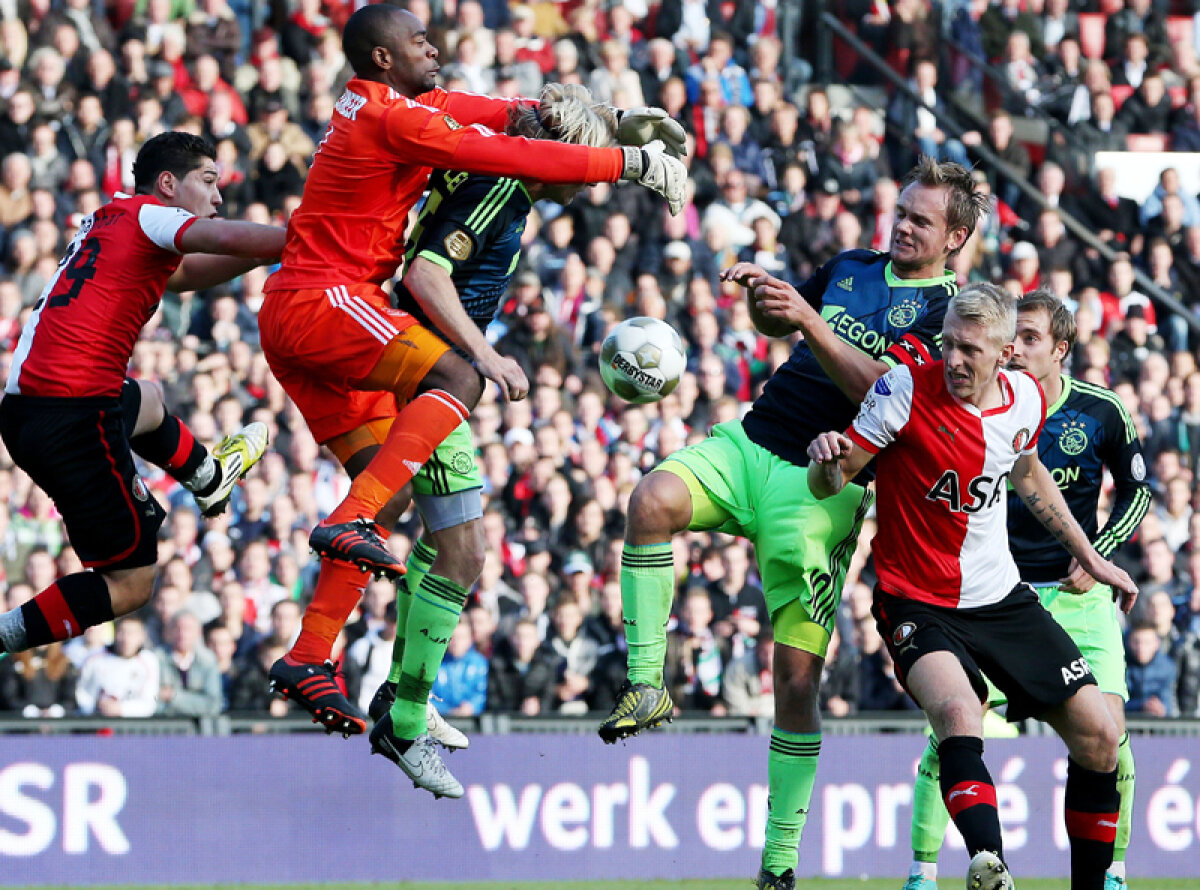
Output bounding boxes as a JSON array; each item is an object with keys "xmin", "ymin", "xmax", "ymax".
[
  {"xmin": 626, "ymin": 472, "xmax": 692, "ymax": 539},
  {"xmin": 103, "ymin": 565, "xmax": 156, "ymax": 615}
]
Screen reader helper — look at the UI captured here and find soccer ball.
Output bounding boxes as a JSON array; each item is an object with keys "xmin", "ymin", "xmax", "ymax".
[{"xmin": 598, "ymin": 316, "xmax": 687, "ymax": 404}]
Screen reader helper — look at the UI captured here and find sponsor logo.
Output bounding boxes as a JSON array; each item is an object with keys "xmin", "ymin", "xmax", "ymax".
[
  {"xmin": 611, "ymin": 354, "xmax": 664, "ymax": 391},
  {"xmin": 449, "ymin": 451, "xmax": 474, "ymax": 475},
  {"xmin": 836, "ymin": 277, "xmax": 854, "ymax": 292},
  {"xmin": 131, "ymin": 476, "xmax": 149, "ymax": 502},
  {"xmin": 443, "ymin": 114, "xmax": 463, "ymax": 130},
  {"xmin": 948, "ymin": 784, "xmax": 980, "ymax": 802},
  {"xmin": 1061, "ymin": 657, "xmax": 1092, "ymax": 684},
  {"xmin": 1058, "ymin": 421, "xmax": 1088, "ymax": 456},
  {"xmin": 887, "ymin": 298, "xmax": 921, "ymax": 328},
  {"xmin": 873, "ymin": 376, "xmax": 892, "ymax": 396},
  {"xmin": 936, "ymin": 424, "xmax": 958, "ymax": 443},
  {"xmin": 1012, "ymin": 427, "xmax": 1032, "ymax": 453},
  {"xmin": 404, "ymin": 459, "xmax": 424, "ymax": 475},
  {"xmin": 444, "ymin": 230, "xmax": 472, "ymax": 262},
  {"xmin": 925, "ymin": 469, "xmax": 1009, "ymax": 513},
  {"xmin": 1098, "ymin": 820, "xmax": 1118, "ymax": 828},
  {"xmin": 891, "ymin": 621, "xmax": 917, "ymax": 647},
  {"xmin": 821, "ymin": 305, "xmax": 891, "ymax": 359}
]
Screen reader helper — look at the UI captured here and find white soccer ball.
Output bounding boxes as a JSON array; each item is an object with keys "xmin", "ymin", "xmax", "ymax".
[{"xmin": 598, "ymin": 316, "xmax": 687, "ymax": 404}]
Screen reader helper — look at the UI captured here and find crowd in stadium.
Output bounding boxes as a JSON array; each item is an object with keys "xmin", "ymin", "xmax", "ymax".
[{"xmin": 0, "ymin": 0, "xmax": 1197, "ymax": 723}]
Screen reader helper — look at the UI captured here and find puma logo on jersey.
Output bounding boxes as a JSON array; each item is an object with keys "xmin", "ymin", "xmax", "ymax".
[
  {"xmin": 936, "ymin": 424, "xmax": 958, "ymax": 443},
  {"xmin": 837, "ymin": 277, "xmax": 854, "ymax": 291},
  {"xmin": 948, "ymin": 784, "xmax": 980, "ymax": 802}
]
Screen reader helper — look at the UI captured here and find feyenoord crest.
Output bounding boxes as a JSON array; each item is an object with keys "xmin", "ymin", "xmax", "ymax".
[
  {"xmin": 888, "ymin": 298, "xmax": 921, "ymax": 328},
  {"xmin": 131, "ymin": 476, "xmax": 150, "ymax": 502},
  {"xmin": 443, "ymin": 230, "xmax": 472, "ymax": 262},
  {"xmin": 1058, "ymin": 421, "xmax": 1088, "ymax": 456},
  {"xmin": 892, "ymin": 621, "xmax": 917, "ymax": 647},
  {"xmin": 1012, "ymin": 427, "xmax": 1032, "ymax": 453}
]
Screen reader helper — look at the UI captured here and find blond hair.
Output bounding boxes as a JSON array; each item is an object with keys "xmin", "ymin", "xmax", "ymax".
[{"xmin": 507, "ymin": 82, "xmax": 618, "ymax": 147}]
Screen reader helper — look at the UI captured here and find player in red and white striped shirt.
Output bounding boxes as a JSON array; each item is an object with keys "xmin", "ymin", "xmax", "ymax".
[
  {"xmin": 806, "ymin": 282, "xmax": 1137, "ymax": 890},
  {"xmin": 0, "ymin": 132, "xmax": 285, "ymax": 658}
]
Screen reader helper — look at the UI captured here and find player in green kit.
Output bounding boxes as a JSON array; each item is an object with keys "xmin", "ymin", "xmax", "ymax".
[
  {"xmin": 363, "ymin": 83, "xmax": 635, "ymax": 798},
  {"xmin": 598, "ymin": 158, "xmax": 992, "ymax": 890},
  {"xmin": 901, "ymin": 289, "xmax": 1151, "ymax": 890}
]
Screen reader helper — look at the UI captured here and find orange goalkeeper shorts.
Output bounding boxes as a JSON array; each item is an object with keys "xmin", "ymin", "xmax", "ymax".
[{"xmin": 259, "ymin": 283, "xmax": 448, "ymax": 444}]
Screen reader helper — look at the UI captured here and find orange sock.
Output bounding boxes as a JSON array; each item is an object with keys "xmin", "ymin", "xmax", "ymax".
[
  {"xmin": 326, "ymin": 390, "xmax": 469, "ymax": 524},
  {"xmin": 286, "ymin": 558, "xmax": 370, "ymax": 665}
]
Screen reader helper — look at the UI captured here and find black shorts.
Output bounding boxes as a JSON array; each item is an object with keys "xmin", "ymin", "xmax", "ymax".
[
  {"xmin": 0, "ymin": 392, "xmax": 164, "ymax": 572},
  {"xmin": 872, "ymin": 583, "xmax": 1095, "ymax": 722}
]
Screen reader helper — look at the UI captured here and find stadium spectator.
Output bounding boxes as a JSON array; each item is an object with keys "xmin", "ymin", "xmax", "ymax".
[
  {"xmin": 156, "ymin": 609, "xmax": 223, "ymax": 716},
  {"xmin": 431, "ymin": 615, "xmax": 488, "ymax": 716},
  {"xmin": 75, "ymin": 616, "xmax": 159, "ymax": 717},
  {"xmin": 1126, "ymin": 621, "xmax": 1178, "ymax": 716}
]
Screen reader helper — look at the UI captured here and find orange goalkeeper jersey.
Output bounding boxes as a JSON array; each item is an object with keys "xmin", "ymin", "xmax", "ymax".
[{"xmin": 266, "ymin": 79, "xmax": 626, "ymax": 291}]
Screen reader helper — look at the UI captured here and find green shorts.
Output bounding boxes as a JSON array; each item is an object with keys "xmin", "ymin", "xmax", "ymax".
[
  {"xmin": 412, "ymin": 422, "xmax": 482, "ymax": 497},
  {"xmin": 657, "ymin": 420, "xmax": 872, "ymax": 657},
  {"xmin": 987, "ymin": 581, "xmax": 1127, "ymax": 706}
]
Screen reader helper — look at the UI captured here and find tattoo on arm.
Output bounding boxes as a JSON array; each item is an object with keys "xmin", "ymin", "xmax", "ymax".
[{"xmin": 1023, "ymin": 492, "xmax": 1075, "ymax": 550}]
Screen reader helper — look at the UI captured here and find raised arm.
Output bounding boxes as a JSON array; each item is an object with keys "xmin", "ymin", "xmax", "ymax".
[{"xmin": 806, "ymin": 431, "xmax": 874, "ymax": 500}]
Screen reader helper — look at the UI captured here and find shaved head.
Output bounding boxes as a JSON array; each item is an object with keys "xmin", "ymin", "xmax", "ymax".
[{"xmin": 343, "ymin": 4, "xmax": 418, "ymax": 77}]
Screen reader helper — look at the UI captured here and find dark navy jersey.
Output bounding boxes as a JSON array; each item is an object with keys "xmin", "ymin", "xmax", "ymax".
[
  {"xmin": 742, "ymin": 249, "xmax": 956, "ymax": 472},
  {"xmin": 393, "ymin": 169, "xmax": 531, "ymax": 348},
  {"xmin": 1008, "ymin": 374, "xmax": 1151, "ymax": 583}
]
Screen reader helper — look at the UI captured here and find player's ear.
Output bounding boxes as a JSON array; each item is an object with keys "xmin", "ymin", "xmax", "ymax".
[
  {"xmin": 372, "ymin": 45, "xmax": 391, "ymax": 71},
  {"xmin": 156, "ymin": 169, "xmax": 177, "ymax": 198}
]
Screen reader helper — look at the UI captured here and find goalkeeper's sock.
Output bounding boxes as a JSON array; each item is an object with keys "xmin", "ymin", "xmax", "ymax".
[
  {"xmin": 762, "ymin": 729, "xmax": 820, "ymax": 876},
  {"xmin": 325, "ymin": 390, "xmax": 468, "ymax": 525},
  {"xmin": 287, "ymin": 558, "xmax": 368, "ymax": 665},
  {"xmin": 620, "ymin": 542, "xmax": 675, "ymax": 688},
  {"xmin": 386, "ymin": 539, "xmax": 436, "ymax": 684}
]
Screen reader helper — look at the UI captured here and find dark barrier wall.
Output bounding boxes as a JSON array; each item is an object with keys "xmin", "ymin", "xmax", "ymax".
[{"xmin": 1, "ymin": 734, "xmax": 1198, "ymax": 883}]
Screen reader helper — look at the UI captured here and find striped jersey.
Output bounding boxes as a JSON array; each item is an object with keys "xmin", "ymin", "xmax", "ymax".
[
  {"xmin": 265, "ymin": 79, "xmax": 623, "ymax": 293},
  {"xmin": 1007, "ymin": 374, "xmax": 1150, "ymax": 583},
  {"xmin": 392, "ymin": 169, "xmax": 531, "ymax": 346},
  {"xmin": 742, "ymin": 250, "xmax": 956, "ymax": 472},
  {"xmin": 849, "ymin": 363, "xmax": 1047, "ymax": 608},
  {"xmin": 6, "ymin": 194, "xmax": 196, "ymax": 399}
]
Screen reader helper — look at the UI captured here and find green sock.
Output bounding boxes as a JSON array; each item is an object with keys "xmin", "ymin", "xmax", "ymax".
[
  {"xmin": 912, "ymin": 736, "xmax": 949, "ymax": 863},
  {"xmin": 387, "ymin": 540, "xmax": 436, "ymax": 684},
  {"xmin": 389, "ymin": 572, "xmax": 466, "ymax": 739},
  {"xmin": 621, "ymin": 542, "xmax": 675, "ymax": 687},
  {"xmin": 763, "ymin": 729, "xmax": 820, "ymax": 876},
  {"xmin": 1115, "ymin": 731, "xmax": 1135, "ymax": 863}
]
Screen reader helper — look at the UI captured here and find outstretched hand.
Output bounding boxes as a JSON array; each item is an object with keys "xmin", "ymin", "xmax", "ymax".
[{"xmin": 617, "ymin": 106, "xmax": 688, "ymax": 158}]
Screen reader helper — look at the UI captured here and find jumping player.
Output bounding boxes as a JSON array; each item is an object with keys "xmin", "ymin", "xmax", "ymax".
[
  {"xmin": 259, "ymin": 4, "xmax": 685, "ymax": 741},
  {"xmin": 364, "ymin": 83, "xmax": 622, "ymax": 799},
  {"xmin": 807, "ymin": 282, "xmax": 1138, "ymax": 890},
  {"xmin": 0, "ymin": 131, "xmax": 282, "ymax": 656},
  {"xmin": 597, "ymin": 158, "xmax": 990, "ymax": 890},
  {"xmin": 901, "ymin": 289, "xmax": 1150, "ymax": 890}
]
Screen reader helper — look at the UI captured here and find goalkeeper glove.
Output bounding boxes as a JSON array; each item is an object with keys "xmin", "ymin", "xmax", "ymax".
[
  {"xmin": 620, "ymin": 141, "xmax": 687, "ymax": 217},
  {"xmin": 615, "ymin": 106, "xmax": 688, "ymax": 158}
]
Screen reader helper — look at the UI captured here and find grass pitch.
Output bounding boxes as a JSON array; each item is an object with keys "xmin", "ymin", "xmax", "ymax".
[{"xmin": 23, "ymin": 881, "xmax": 1197, "ymax": 890}]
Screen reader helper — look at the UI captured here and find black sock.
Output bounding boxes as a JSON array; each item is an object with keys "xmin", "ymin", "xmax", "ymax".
[
  {"xmin": 130, "ymin": 415, "xmax": 216, "ymax": 493},
  {"xmin": 19, "ymin": 572, "xmax": 114, "ymax": 649},
  {"xmin": 938, "ymin": 735, "xmax": 1004, "ymax": 860},
  {"xmin": 1065, "ymin": 758, "xmax": 1119, "ymax": 890}
]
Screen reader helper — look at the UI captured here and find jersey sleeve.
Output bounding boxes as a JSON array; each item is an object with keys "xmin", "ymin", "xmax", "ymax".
[
  {"xmin": 412, "ymin": 175, "xmax": 521, "ymax": 273},
  {"xmin": 429, "ymin": 87, "xmax": 528, "ymax": 133},
  {"xmin": 796, "ymin": 256, "xmax": 834, "ymax": 309},
  {"xmin": 881, "ymin": 283, "xmax": 953, "ymax": 370},
  {"xmin": 847, "ymin": 365, "xmax": 914, "ymax": 455},
  {"xmin": 1093, "ymin": 397, "xmax": 1152, "ymax": 558},
  {"xmin": 137, "ymin": 204, "xmax": 197, "ymax": 253},
  {"xmin": 379, "ymin": 95, "xmax": 624, "ymax": 185}
]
